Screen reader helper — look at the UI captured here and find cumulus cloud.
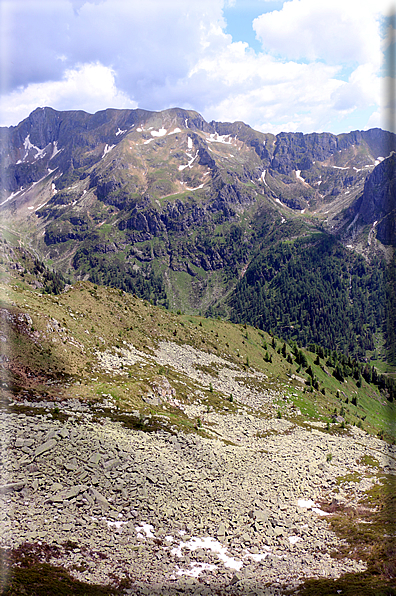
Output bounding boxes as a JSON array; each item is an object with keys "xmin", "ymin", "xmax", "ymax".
[
  {"xmin": 0, "ymin": 0, "xmax": 393, "ymax": 133},
  {"xmin": 0, "ymin": 0, "xmax": 224, "ymax": 97},
  {"xmin": 186, "ymin": 41, "xmax": 345, "ymax": 132},
  {"xmin": 253, "ymin": 0, "xmax": 384, "ymax": 66},
  {"xmin": 0, "ymin": 63, "xmax": 136, "ymax": 126}
]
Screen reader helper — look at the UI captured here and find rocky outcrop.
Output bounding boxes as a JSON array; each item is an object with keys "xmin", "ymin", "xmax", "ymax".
[{"xmin": 357, "ymin": 153, "xmax": 396, "ymax": 245}]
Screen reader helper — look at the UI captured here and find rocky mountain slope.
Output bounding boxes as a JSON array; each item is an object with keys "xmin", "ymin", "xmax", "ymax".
[
  {"xmin": 0, "ymin": 107, "xmax": 395, "ymax": 358},
  {"xmin": 1, "ymin": 108, "xmax": 396, "ymax": 595},
  {"xmin": 1, "ymin": 264, "xmax": 396, "ymax": 595}
]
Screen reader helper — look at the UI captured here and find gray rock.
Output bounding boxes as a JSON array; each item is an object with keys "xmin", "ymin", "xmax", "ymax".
[
  {"xmin": 50, "ymin": 482, "xmax": 63, "ymax": 491},
  {"xmin": 142, "ymin": 394, "xmax": 162, "ymax": 406},
  {"xmin": 89, "ymin": 453, "xmax": 101, "ymax": 465},
  {"xmin": 64, "ymin": 458, "xmax": 78, "ymax": 471},
  {"xmin": 251, "ymin": 509, "xmax": 269, "ymax": 523},
  {"xmin": 51, "ymin": 485, "xmax": 88, "ymax": 502},
  {"xmin": 88, "ymin": 487, "xmax": 110, "ymax": 510},
  {"xmin": 58, "ymin": 427, "xmax": 69, "ymax": 439},
  {"xmin": 34, "ymin": 439, "xmax": 57, "ymax": 458},
  {"xmin": 0, "ymin": 482, "xmax": 25, "ymax": 494}
]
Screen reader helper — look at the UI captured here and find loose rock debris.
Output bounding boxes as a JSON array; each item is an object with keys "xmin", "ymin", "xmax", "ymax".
[{"xmin": 2, "ymin": 393, "xmax": 393, "ymax": 595}]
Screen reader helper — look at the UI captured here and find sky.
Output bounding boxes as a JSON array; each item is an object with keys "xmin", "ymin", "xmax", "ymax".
[{"xmin": 0, "ymin": 0, "xmax": 395, "ymax": 134}]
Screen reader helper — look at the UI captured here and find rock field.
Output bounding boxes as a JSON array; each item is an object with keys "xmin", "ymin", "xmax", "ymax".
[
  {"xmin": 1, "ymin": 341, "xmax": 395, "ymax": 595},
  {"xmin": 3, "ymin": 398, "xmax": 395, "ymax": 595}
]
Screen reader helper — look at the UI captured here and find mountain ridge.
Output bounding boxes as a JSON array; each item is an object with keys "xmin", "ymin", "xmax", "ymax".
[
  {"xmin": 1, "ymin": 108, "xmax": 396, "ymax": 595},
  {"xmin": 1, "ymin": 106, "xmax": 395, "ymax": 357}
]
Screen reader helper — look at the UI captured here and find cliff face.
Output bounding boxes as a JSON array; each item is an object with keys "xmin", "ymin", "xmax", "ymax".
[
  {"xmin": 1, "ymin": 106, "xmax": 394, "ymax": 200},
  {"xmin": 357, "ymin": 153, "xmax": 396, "ymax": 245}
]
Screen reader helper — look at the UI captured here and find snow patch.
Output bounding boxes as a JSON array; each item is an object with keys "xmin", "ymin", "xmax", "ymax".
[
  {"xmin": 34, "ymin": 202, "xmax": 48, "ymax": 212},
  {"xmin": 178, "ymin": 149, "xmax": 198, "ymax": 170},
  {"xmin": 175, "ymin": 559, "xmax": 216, "ymax": 577},
  {"xmin": 312, "ymin": 508, "xmax": 330, "ymax": 516},
  {"xmin": 244, "ymin": 546, "xmax": 271, "ymax": 562},
  {"xmin": 175, "ymin": 562, "xmax": 217, "ymax": 578},
  {"xmin": 106, "ymin": 519, "xmax": 127, "ymax": 530},
  {"xmin": 20, "ymin": 134, "xmax": 46, "ymax": 162},
  {"xmin": 332, "ymin": 166, "xmax": 348, "ymax": 170},
  {"xmin": 297, "ymin": 499, "xmax": 329, "ymax": 516},
  {"xmin": 207, "ymin": 133, "xmax": 232, "ymax": 144},
  {"xmin": 186, "ymin": 183, "xmax": 204, "ymax": 191},
  {"xmin": 116, "ymin": 128, "xmax": 127, "ymax": 136},
  {"xmin": 136, "ymin": 523, "xmax": 155, "ymax": 538},
  {"xmin": 144, "ymin": 138, "xmax": 154, "ymax": 144},
  {"xmin": 295, "ymin": 170, "xmax": 305, "ymax": 183},
  {"xmin": 50, "ymin": 141, "xmax": 62, "ymax": 160},
  {"xmin": 168, "ymin": 127, "xmax": 181, "ymax": 135},
  {"xmin": 260, "ymin": 170, "xmax": 268, "ymax": 186},
  {"xmin": 298, "ymin": 499, "xmax": 316, "ymax": 509},
  {"xmin": 102, "ymin": 144, "xmax": 115, "ymax": 157},
  {"xmin": 25, "ymin": 135, "xmax": 46, "ymax": 159},
  {"xmin": 151, "ymin": 128, "xmax": 167, "ymax": 137},
  {"xmin": 0, "ymin": 188, "xmax": 24, "ymax": 206},
  {"xmin": 187, "ymin": 136, "xmax": 193, "ymax": 150},
  {"xmin": 171, "ymin": 536, "xmax": 243, "ymax": 571}
]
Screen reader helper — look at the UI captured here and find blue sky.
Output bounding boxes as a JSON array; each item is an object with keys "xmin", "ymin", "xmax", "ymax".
[
  {"xmin": 0, "ymin": 0, "xmax": 395, "ymax": 134},
  {"xmin": 223, "ymin": 1, "xmax": 283, "ymax": 53}
]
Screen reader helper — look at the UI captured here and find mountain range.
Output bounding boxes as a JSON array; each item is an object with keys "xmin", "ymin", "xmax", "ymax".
[
  {"xmin": 1, "ymin": 106, "xmax": 395, "ymax": 359},
  {"xmin": 1, "ymin": 107, "xmax": 396, "ymax": 595}
]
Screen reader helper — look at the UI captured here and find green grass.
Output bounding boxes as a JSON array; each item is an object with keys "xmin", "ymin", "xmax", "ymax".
[
  {"xmin": 286, "ymin": 474, "xmax": 396, "ymax": 596},
  {"xmin": 2, "ymin": 275, "xmax": 395, "ymax": 442},
  {"xmin": 0, "ymin": 543, "xmax": 120, "ymax": 596}
]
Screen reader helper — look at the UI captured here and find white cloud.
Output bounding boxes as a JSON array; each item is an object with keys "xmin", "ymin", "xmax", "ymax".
[
  {"xmin": 0, "ymin": 0, "xmax": 393, "ymax": 134},
  {"xmin": 0, "ymin": 63, "xmax": 136, "ymax": 126},
  {"xmin": 367, "ymin": 75, "xmax": 396, "ymax": 133},
  {"xmin": 191, "ymin": 49, "xmax": 347, "ymax": 132},
  {"xmin": 253, "ymin": 0, "xmax": 385, "ymax": 66},
  {"xmin": 382, "ymin": 24, "xmax": 396, "ymax": 51}
]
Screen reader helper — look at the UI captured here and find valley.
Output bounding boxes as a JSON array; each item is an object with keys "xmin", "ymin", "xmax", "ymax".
[
  {"xmin": 1, "ymin": 108, "xmax": 395, "ymax": 355},
  {"xmin": 0, "ymin": 107, "xmax": 395, "ymax": 594}
]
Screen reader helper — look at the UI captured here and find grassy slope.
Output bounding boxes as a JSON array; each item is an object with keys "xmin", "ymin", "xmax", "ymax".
[
  {"xmin": 2, "ymin": 268, "xmax": 395, "ymax": 440},
  {"xmin": 1, "ymin": 257, "xmax": 396, "ymax": 595}
]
